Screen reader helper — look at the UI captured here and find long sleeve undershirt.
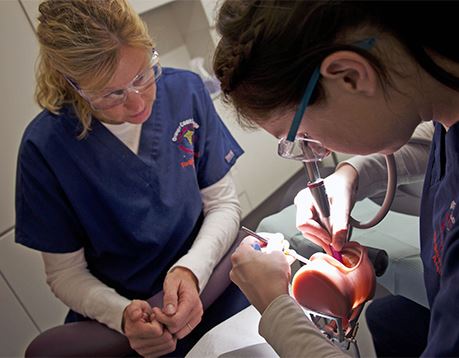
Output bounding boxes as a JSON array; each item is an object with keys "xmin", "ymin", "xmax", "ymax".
[
  {"xmin": 42, "ymin": 122, "xmax": 241, "ymax": 333},
  {"xmin": 259, "ymin": 295, "xmax": 349, "ymax": 357}
]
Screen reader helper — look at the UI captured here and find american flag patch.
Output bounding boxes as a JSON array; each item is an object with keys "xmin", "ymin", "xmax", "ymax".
[{"xmin": 225, "ymin": 150, "xmax": 235, "ymax": 163}]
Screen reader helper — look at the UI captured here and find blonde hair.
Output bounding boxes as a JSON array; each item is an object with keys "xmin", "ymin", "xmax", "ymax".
[{"xmin": 35, "ymin": 0, "xmax": 154, "ymax": 137}]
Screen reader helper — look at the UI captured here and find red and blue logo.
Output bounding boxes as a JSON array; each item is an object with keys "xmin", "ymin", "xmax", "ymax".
[{"xmin": 172, "ymin": 119, "xmax": 200, "ymax": 168}]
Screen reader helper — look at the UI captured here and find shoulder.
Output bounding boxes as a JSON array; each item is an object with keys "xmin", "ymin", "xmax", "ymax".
[
  {"xmin": 22, "ymin": 109, "xmax": 58, "ymax": 143},
  {"xmin": 159, "ymin": 67, "xmax": 206, "ymax": 94},
  {"xmin": 20, "ymin": 106, "xmax": 77, "ymax": 153}
]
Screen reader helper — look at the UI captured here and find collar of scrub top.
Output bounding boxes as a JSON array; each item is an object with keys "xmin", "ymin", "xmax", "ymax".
[{"xmin": 283, "ymin": 38, "xmax": 376, "ymax": 148}]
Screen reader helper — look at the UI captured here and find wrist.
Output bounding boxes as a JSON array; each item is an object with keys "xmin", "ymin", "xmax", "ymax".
[
  {"xmin": 337, "ymin": 163, "xmax": 359, "ymax": 195},
  {"xmin": 255, "ymin": 284, "xmax": 289, "ymax": 314}
]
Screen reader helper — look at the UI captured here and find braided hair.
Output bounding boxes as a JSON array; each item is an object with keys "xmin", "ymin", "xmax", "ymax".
[{"xmin": 213, "ymin": 0, "xmax": 459, "ymax": 126}]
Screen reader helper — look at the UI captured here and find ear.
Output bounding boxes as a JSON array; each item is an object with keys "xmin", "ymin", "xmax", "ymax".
[{"xmin": 320, "ymin": 51, "xmax": 377, "ymax": 96}]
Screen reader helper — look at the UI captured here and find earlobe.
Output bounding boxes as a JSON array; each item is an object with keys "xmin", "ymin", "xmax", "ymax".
[{"xmin": 320, "ymin": 51, "xmax": 377, "ymax": 96}]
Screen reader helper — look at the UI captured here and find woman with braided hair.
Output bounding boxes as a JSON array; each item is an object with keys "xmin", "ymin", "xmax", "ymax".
[{"xmin": 214, "ymin": 0, "xmax": 459, "ymax": 356}]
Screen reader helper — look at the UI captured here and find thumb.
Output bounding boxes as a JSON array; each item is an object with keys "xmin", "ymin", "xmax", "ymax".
[
  {"xmin": 162, "ymin": 276, "xmax": 179, "ymax": 316},
  {"xmin": 332, "ymin": 224, "xmax": 350, "ymax": 251},
  {"xmin": 330, "ymin": 198, "xmax": 351, "ymax": 252}
]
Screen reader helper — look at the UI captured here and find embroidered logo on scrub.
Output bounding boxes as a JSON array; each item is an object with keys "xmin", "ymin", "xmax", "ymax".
[
  {"xmin": 432, "ymin": 200, "xmax": 456, "ymax": 275},
  {"xmin": 172, "ymin": 118, "xmax": 200, "ymax": 168}
]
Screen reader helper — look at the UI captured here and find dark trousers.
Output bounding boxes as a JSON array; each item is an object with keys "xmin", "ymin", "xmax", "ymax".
[{"xmin": 366, "ymin": 295, "xmax": 430, "ymax": 357}]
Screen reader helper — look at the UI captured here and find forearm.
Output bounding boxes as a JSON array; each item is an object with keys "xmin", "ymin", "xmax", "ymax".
[
  {"xmin": 170, "ymin": 172, "xmax": 241, "ymax": 291},
  {"xmin": 42, "ymin": 249, "xmax": 130, "ymax": 333},
  {"xmin": 259, "ymin": 295, "xmax": 349, "ymax": 357}
]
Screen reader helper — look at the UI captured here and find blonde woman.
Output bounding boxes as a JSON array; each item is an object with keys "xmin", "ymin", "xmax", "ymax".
[{"xmin": 15, "ymin": 0, "xmax": 248, "ymax": 356}]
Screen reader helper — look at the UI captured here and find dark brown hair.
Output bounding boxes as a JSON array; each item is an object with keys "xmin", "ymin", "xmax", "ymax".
[{"xmin": 213, "ymin": 0, "xmax": 459, "ymax": 126}]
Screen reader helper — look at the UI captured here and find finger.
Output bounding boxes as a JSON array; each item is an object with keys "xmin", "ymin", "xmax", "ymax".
[
  {"xmin": 143, "ymin": 336, "xmax": 177, "ymax": 358},
  {"xmin": 241, "ymin": 235, "xmax": 261, "ymax": 246},
  {"xmin": 175, "ymin": 314, "xmax": 202, "ymax": 340},
  {"xmin": 297, "ymin": 219, "xmax": 331, "ymax": 246},
  {"xmin": 154, "ymin": 293, "xmax": 202, "ymax": 333},
  {"xmin": 125, "ymin": 300, "xmax": 151, "ymax": 322},
  {"xmin": 237, "ymin": 240, "xmax": 260, "ymax": 256},
  {"xmin": 331, "ymin": 226, "xmax": 350, "ymax": 251},
  {"xmin": 162, "ymin": 276, "xmax": 179, "ymax": 316},
  {"xmin": 127, "ymin": 318, "xmax": 164, "ymax": 340},
  {"xmin": 135, "ymin": 330, "xmax": 177, "ymax": 357},
  {"xmin": 152, "ymin": 301, "xmax": 196, "ymax": 331}
]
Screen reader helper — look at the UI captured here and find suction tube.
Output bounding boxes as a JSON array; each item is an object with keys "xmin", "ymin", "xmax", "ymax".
[{"xmin": 349, "ymin": 154, "xmax": 397, "ymax": 229}]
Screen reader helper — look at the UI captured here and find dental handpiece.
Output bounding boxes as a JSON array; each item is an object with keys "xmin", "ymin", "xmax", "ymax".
[
  {"xmin": 303, "ymin": 160, "xmax": 331, "ymax": 232},
  {"xmin": 303, "ymin": 161, "xmax": 343, "ymax": 262}
]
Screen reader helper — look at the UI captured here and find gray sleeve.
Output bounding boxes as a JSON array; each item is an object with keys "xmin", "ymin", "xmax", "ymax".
[
  {"xmin": 259, "ymin": 295, "xmax": 350, "ymax": 357},
  {"xmin": 340, "ymin": 121, "xmax": 434, "ymax": 201}
]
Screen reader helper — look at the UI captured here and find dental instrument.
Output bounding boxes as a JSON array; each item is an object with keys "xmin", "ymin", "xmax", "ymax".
[{"xmin": 241, "ymin": 226, "xmax": 311, "ymax": 265}]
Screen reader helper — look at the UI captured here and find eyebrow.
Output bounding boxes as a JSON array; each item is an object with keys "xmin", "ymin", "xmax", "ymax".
[{"xmin": 101, "ymin": 57, "xmax": 150, "ymax": 92}]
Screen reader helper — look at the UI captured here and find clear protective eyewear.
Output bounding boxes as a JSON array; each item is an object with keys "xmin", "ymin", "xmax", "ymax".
[
  {"xmin": 278, "ymin": 38, "xmax": 376, "ymax": 162},
  {"xmin": 66, "ymin": 49, "xmax": 162, "ymax": 111},
  {"xmin": 278, "ymin": 134, "xmax": 331, "ymax": 162}
]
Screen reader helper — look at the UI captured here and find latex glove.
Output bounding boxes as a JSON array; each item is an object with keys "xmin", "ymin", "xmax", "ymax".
[
  {"xmin": 230, "ymin": 236, "xmax": 292, "ymax": 314},
  {"xmin": 295, "ymin": 163, "xmax": 359, "ymax": 252},
  {"xmin": 152, "ymin": 267, "xmax": 203, "ymax": 340},
  {"xmin": 123, "ymin": 299, "xmax": 177, "ymax": 357}
]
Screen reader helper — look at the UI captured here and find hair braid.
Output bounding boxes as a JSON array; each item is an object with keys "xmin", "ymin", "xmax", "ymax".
[{"xmin": 214, "ymin": 0, "xmax": 264, "ymax": 93}]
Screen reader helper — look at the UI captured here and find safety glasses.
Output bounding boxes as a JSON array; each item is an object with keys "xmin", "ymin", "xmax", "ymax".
[
  {"xmin": 66, "ymin": 49, "xmax": 162, "ymax": 111},
  {"xmin": 278, "ymin": 38, "xmax": 375, "ymax": 162}
]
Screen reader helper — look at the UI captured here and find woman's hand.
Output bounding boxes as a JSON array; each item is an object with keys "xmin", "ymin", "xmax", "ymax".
[
  {"xmin": 230, "ymin": 236, "xmax": 291, "ymax": 314},
  {"xmin": 295, "ymin": 163, "xmax": 359, "ymax": 252},
  {"xmin": 123, "ymin": 299, "xmax": 177, "ymax": 357},
  {"xmin": 152, "ymin": 267, "xmax": 203, "ymax": 340}
]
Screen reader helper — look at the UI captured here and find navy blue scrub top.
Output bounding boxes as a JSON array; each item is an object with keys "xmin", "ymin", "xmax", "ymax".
[
  {"xmin": 420, "ymin": 121, "xmax": 459, "ymax": 356},
  {"xmin": 15, "ymin": 68, "xmax": 243, "ymax": 300}
]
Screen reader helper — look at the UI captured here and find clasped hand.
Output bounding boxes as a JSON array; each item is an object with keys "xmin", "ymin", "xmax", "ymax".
[{"xmin": 123, "ymin": 267, "xmax": 203, "ymax": 357}]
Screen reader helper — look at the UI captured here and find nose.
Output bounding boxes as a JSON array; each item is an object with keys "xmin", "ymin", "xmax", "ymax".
[{"xmin": 124, "ymin": 89, "xmax": 144, "ymax": 112}]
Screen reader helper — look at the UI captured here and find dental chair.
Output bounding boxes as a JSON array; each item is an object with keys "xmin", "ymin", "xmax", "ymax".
[{"xmin": 25, "ymin": 230, "xmax": 246, "ymax": 357}]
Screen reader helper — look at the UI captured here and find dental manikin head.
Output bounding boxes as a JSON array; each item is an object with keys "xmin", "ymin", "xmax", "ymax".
[
  {"xmin": 292, "ymin": 242, "xmax": 376, "ymax": 328},
  {"xmin": 256, "ymin": 233, "xmax": 376, "ymax": 329}
]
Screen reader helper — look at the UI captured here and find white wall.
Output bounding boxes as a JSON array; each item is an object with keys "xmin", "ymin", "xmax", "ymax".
[{"xmin": 0, "ymin": 2, "xmax": 68, "ymax": 356}]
